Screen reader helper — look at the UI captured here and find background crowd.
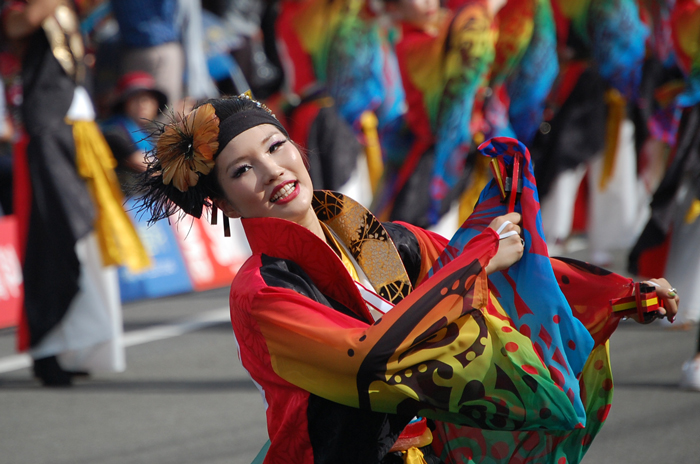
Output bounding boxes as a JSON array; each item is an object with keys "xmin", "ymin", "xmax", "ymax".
[{"xmin": 0, "ymin": 0, "xmax": 698, "ymax": 388}]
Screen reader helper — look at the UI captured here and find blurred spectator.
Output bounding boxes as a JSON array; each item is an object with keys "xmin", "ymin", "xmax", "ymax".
[
  {"xmin": 101, "ymin": 71, "xmax": 167, "ymax": 193},
  {"xmin": 178, "ymin": 0, "xmax": 219, "ymax": 100},
  {"xmin": 202, "ymin": 0, "xmax": 282, "ymax": 99},
  {"xmin": 199, "ymin": 8, "xmax": 250, "ymax": 96},
  {"xmin": 110, "ymin": 0, "xmax": 185, "ymax": 108}
]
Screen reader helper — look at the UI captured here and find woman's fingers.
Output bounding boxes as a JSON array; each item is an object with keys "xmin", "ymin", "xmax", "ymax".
[
  {"xmin": 485, "ymin": 232, "xmax": 525, "ymax": 275},
  {"xmin": 484, "ymin": 213, "xmax": 525, "ymax": 275},
  {"xmin": 647, "ymin": 278, "xmax": 680, "ymax": 322},
  {"xmin": 489, "ymin": 213, "xmax": 523, "ymax": 238},
  {"xmin": 500, "ymin": 212, "xmax": 522, "ymax": 227},
  {"xmin": 501, "ymin": 233, "xmax": 525, "ymax": 264}
]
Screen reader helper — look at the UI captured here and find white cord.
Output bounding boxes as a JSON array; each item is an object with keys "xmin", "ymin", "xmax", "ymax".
[{"xmin": 496, "ymin": 220, "xmax": 519, "ymax": 239}]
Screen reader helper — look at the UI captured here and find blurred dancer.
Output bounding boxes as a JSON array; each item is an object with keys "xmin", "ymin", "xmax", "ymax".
[
  {"xmin": 532, "ymin": 0, "xmax": 651, "ymax": 261},
  {"xmin": 374, "ymin": 0, "xmax": 499, "ymax": 228},
  {"xmin": 475, "ymin": 0, "xmax": 558, "ymax": 146},
  {"xmin": 2, "ymin": 0, "xmax": 148, "ymax": 386},
  {"xmin": 451, "ymin": 0, "xmax": 559, "ymax": 235},
  {"xmin": 625, "ymin": 0, "xmax": 700, "ymax": 389},
  {"xmin": 274, "ymin": 0, "xmax": 372, "ymax": 202}
]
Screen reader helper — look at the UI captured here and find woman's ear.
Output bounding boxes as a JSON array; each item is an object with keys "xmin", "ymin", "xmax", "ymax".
[{"xmin": 213, "ymin": 197, "xmax": 241, "ymax": 219}]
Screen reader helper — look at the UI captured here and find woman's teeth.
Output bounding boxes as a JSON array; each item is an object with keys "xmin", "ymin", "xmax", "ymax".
[{"xmin": 271, "ymin": 182, "xmax": 295, "ymax": 202}]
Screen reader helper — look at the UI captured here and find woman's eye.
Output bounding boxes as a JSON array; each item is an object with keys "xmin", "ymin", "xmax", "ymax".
[
  {"xmin": 232, "ymin": 165, "xmax": 251, "ymax": 178},
  {"xmin": 269, "ymin": 140, "xmax": 286, "ymax": 153}
]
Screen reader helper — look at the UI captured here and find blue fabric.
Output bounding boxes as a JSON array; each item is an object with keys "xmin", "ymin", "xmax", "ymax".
[
  {"xmin": 678, "ymin": 69, "xmax": 700, "ymax": 108},
  {"xmin": 326, "ymin": 19, "xmax": 387, "ymax": 131},
  {"xmin": 430, "ymin": 137, "xmax": 595, "ymax": 426},
  {"xmin": 80, "ymin": 1, "xmax": 112, "ymax": 36},
  {"xmin": 428, "ymin": 89, "xmax": 475, "ymax": 224},
  {"xmin": 111, "ymin": 0, "xmax": 179, "ymax": 48},
  {"xmin": 118, "ymin": 198, "xmax": 193, "ymax": 303},
  {"xmin": 207, "ymin": 53, "xmax": 238, "ymax": 82},
  {"xmin": 508, "ymin": 0, "xmax": 559, "ymax": 144},
  {"xmin": 101, "ymin": 115, "xmax": 154, "ymax": 153},
  {"xmin": 588, "ymin": 0, "xmax": 649, "ymax": 100}
]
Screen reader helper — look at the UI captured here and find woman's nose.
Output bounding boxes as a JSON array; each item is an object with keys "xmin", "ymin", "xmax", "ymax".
[{"xmin": 262, "ymin": 158, "xmax": 284, "ymax": 183}]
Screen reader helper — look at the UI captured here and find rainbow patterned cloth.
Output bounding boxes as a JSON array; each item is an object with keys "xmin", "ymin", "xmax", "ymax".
[
  {"xmin": 554, "ymin": 0, "xmax": 649, "ymax": 99},
  {"xmin": 428, "ymin": 137, "xmax": 632, "ymax": 463},
  {"xmin": 392, "ymin": 3, "xmax": 496, "ymax": 223},
  {"xmin": 431, "ymin": 138, "xmax": 593, "ymax": 422},
  {"xmin": 506, "ymin": 0, "xmax": 559, "ymax": 143}
]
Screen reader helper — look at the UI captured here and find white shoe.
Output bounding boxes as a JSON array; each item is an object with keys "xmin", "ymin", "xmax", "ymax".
[{"xmin": 680, "ymin": 358, "xmax": 700, "ymax": 391}]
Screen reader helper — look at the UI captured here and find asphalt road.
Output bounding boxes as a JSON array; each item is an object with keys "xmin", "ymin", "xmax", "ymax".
[{"xmin": 1, "ymin": 252, "xmax": 699, "ymax": 464}]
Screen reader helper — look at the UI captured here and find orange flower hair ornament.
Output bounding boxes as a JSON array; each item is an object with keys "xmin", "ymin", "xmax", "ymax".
[{"xmin": 155, "ymin": 103, "xmax": 220, "ymax": 192}]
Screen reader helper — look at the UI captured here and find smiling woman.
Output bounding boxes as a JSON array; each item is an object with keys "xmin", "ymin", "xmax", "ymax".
[{"xmin": 137, "ymin": 94, "xmax": 679, "ymax": 464}]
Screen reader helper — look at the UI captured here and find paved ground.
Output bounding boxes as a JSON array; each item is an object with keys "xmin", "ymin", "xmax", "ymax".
[{"xmin": 1, "ymin": 245, "xmax": 699, "ymax": 464}]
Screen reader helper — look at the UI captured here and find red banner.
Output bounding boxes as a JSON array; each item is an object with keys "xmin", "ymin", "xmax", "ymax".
[
  {"xmin": 0, "ymin": 212, "xmax": 252, "ymax": 329},
  {"xmin": 170, "ymin": 216, "xmax": 251, "ymax": 292},
  {"xmin": 0, "ymin": 215, "xmax": 23, "ymax": 328}
]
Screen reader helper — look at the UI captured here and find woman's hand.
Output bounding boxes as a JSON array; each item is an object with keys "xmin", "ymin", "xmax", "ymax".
[
  {"xmin": 646, "ymin": 278, "xmax": 680, "ymax": 323},
  {"xmin": 485, "ymin": 212, "xmax": 525, "ymax": 275}
]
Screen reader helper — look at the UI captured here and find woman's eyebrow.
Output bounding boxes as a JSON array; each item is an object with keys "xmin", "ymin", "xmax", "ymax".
[
  {"xmin": 224, "ymin": 131, "xmax": 281, "ymax": 173},
  {"xmin": 261, "ymin": 132, "xmax": 277, "ymax": 145}
]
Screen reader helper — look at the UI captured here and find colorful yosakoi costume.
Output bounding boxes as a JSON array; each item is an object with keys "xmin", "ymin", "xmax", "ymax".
[
  {"xmin": 275, "ymin": 0, "xmax": 403, "ymax": 196},
  {"xmin": 230, "ymin": 137, "xmax": 640, "ymax": 463},
  {"xmin": 629, "ymin": 0, "xmax": 700, "ymax": 323},
  {"xmin": 374, "ymin": 1, "xmax": 496, "ymax": 227},
  {"xmin": 633, "ymin": 0, "xmax": 684, "ymax": 152},
  {"xmin": 458, "ymin": 0, "xmax": 558, "ymax": 145},
  {"xmin": 276, "ymin": 0, "xmax": 403, "ymax": 132},
  {"xmin": 499, "ymin": 0, "xmax": 559, "ymax": 145},
  {"xmin": 275, "ymin": 0, "xmax": 360, "ymax": 192},
  {"xmin": 443, "ymin": 0, "xmax": 559, "ymax": 229},
  {"xmin": 532, "ymin": 0, "xmax": 651, "ymax": 258}
]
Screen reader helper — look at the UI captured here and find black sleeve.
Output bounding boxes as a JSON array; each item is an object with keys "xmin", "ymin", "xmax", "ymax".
[{"xmin": 382, "ymin": 222, "xmax": 422, "ymax": 288}]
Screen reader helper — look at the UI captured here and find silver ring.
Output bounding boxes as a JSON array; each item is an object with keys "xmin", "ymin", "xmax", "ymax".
[{"xmin": 668, "ymin": 288, "xmax": 678, "ymax": 298}]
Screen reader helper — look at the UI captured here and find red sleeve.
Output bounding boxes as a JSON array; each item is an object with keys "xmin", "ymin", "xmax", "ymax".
[{"xmin": 550, "ymin": 257, "xmax": 632, "ymax": 346}]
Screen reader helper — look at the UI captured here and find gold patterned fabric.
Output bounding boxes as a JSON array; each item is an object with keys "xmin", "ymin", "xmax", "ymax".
[{"xmin": 312, "ymin": 191, "xmax": 413, "ymax": 304}]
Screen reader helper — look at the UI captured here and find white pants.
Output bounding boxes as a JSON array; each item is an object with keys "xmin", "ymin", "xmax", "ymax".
[
  {"xmin": 541, "ymin": 119, "xmax": 650, "ymax": 262},
  {"xmin": 31, "ymin": 233, "xmax": 125, "ymax": 373}
]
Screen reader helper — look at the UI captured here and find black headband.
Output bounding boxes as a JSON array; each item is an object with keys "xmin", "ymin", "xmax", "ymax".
[{"xmin": 216, "ymin": 110, "xmax": 289, "ymax": 157}]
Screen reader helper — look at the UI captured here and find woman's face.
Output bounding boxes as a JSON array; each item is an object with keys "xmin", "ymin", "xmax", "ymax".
[
  {"xmin": 124, "ymin": 91, "xmax": 159, "ymax": 124},
  {"xmin": 394, "ymin": 0, "xmax": 439, "ymax": 28},
  {"xmin": 214, "ymin": 124, "xmax": 316, "ymax": 228}
]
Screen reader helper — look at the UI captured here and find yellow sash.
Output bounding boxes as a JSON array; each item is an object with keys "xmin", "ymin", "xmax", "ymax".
[{"xmin": 71, "ymin": 119, "xmax": 150, "ymax": 271}]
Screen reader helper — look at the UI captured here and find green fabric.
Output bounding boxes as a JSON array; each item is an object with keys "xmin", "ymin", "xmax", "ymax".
[{"xmin": 251, "ymin": 440, "xmax": 270, "ymax": 464}]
